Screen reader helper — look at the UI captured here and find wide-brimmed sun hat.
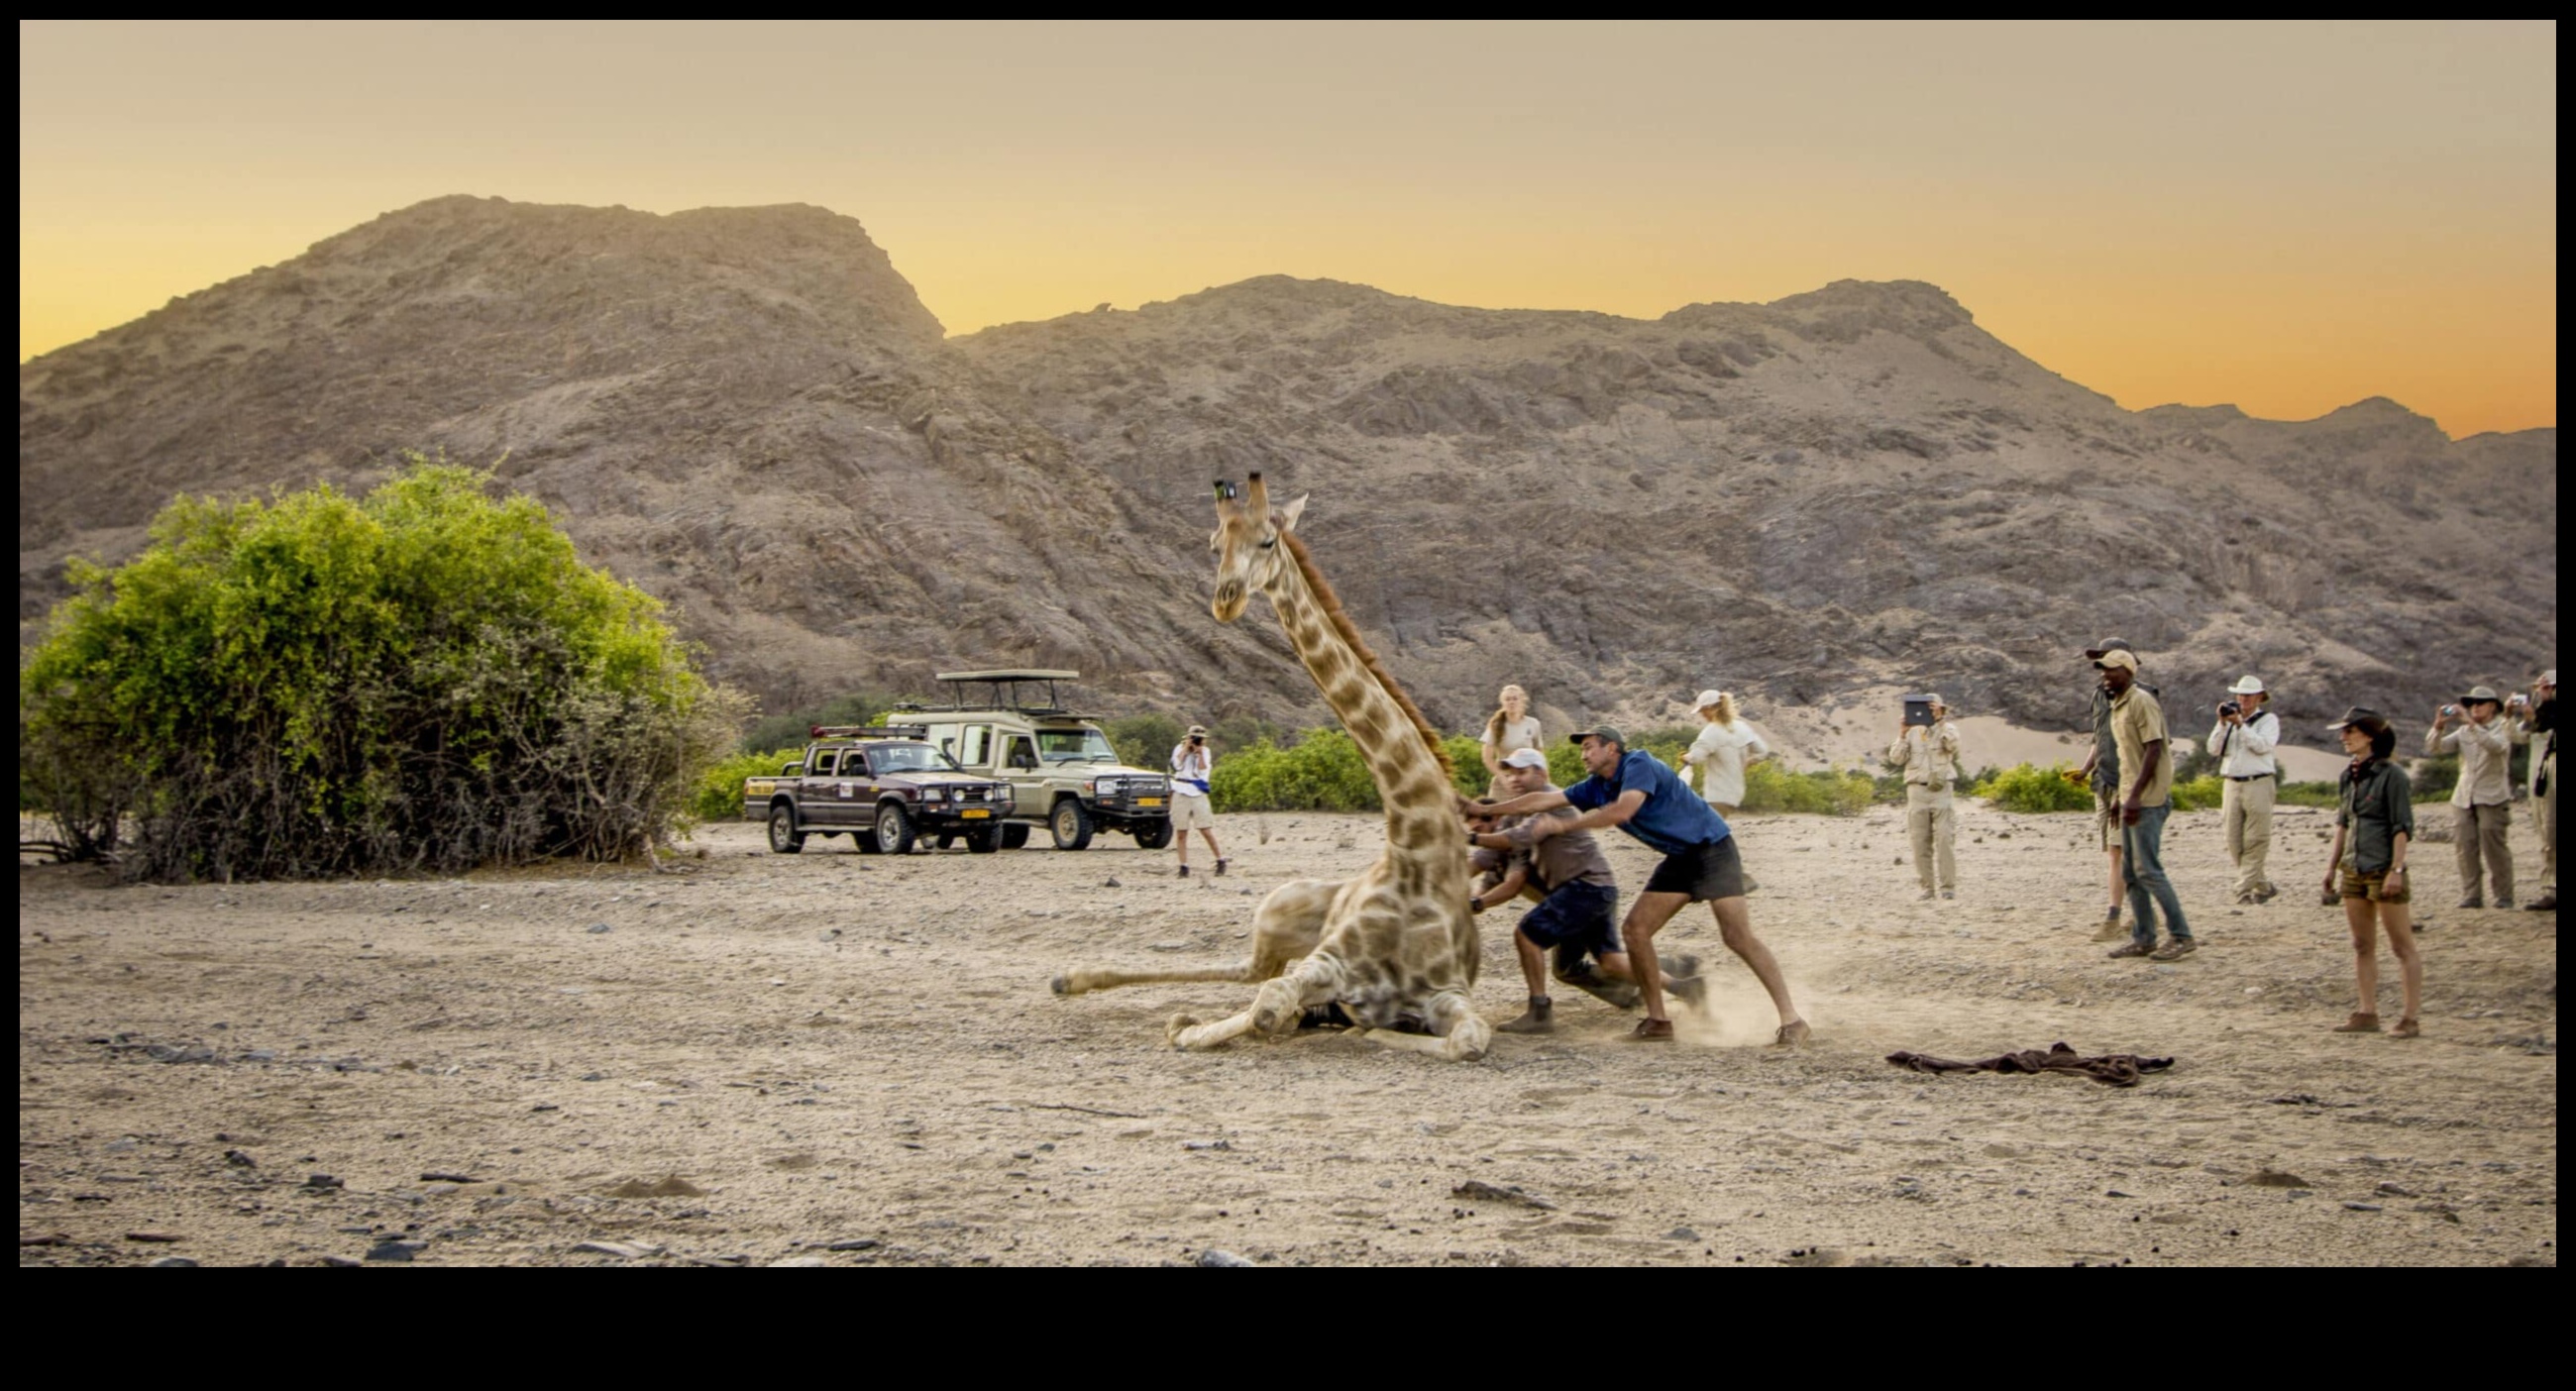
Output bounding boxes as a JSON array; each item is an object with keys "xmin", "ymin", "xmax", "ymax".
[{"xmin": 2229, "ymin": 675, "xmax": 2266, "ymax": 696}]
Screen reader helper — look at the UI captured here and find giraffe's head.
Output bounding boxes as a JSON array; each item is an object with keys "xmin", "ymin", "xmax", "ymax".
[{"xmin": 1209, "ymin": 472, "xmax": 1307, "ymax": 623}]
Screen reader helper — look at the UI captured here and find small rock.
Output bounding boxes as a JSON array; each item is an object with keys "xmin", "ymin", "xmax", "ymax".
[
  {"xmin": 418, "ymin": 1171, "xmax": 478, "ymax": 1184},
  {"xmin": 123, "ymin": 1230, "xmax": 184, "ymax": 1243},
  {"xmin": 242, "ymin": 1049, "xmax": 278, "ymax": 1062},
  {"xmin": 571, "ymin": 1239, "xmax": 664, "ymax": 1259},
  {"xmin": 224, "ymin": 1148, "xmax": 258, "ymax": 1168},
  {"xmin": 819, "ymin": 928, "xmax": 841, "ymax": 941},
  {"xmin": 1450, "ymin": 1180, "xmax": 1556, "ymax": 1211},
  {"xmin": 587, "ymin": 923, "xmax": 613, "ymax": 934},
  {"xmin": 530, "ymin": 1103, "xmax": 560, "ymax": 1113},
  {"xmin": 825, "ymin": 1238, "xmax": 881, "ymax": 1251},
  {"xmin": 147, "ymin": 1256, "xmax": 199, "ymax": 1268},
  {"xmin": 1181, "ymin": 1139, "xmax": 1231, "ymax": 1151},
  {"xmin": 768, "ymin": 1255, "xmax": 831, "ymax": 1267},
  {"xmin": 1195, "ymin": 1248, "xmax": 1255, "ymax": 1268},
  {"xmin": 317, "ymin": 1254, "xmax": 364, "ymax": 1268},
  {"xmin": 365, "ymin": 1240, "xmax": 426, "ymax": 1261},
  {"xmin": 1664, "ymin": 1227, "xmax": 1700, "ymax": 1241},
  {"xmin": 1103, "ymin": 876, "xmax": 1122, "ymax": 889},
  {"xmin": 2376, "ymin": 1181, "xmax": 2416, "ymax": 1198},
  {"xmin": 301, "ymin": 1173, "xmax": 345, "ymax": 1191},
  {"xmin": 2343, "ymin": 1202, "xmax": 2384, "ymax": 1213}
]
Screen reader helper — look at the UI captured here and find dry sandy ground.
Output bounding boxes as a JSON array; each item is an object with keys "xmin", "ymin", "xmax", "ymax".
[{"xmin": 20, "ymin": 802, "xmax": 2556, "ymax": 1267}]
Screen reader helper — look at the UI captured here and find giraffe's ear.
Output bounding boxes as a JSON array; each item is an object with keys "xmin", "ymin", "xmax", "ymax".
[{"xmin": 1275, "ymin": 494, "xmax": 1309, "ymax": 533}]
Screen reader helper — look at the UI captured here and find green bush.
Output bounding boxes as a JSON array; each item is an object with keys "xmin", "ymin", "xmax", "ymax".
[
  {"xmin": 691, "ymin": 747, "xmax": 805, "ymax": 823},
  {"xmin": 1211, "ymin": 730, "xmax": 1381, "ymax": 812},
  {"xmin": 20, "ymin": 461, "xmax": 739, "ymax": 881},
  {"xmin": 2410, "ymin": 755, "xmax": 2458, "ymax": 802},
  {"xmin": 1105, "ymin": 712, "xmax": 1184, "ymax": 773},
  {"xmin": 1740, "ymin": 761, "xmax": 1877, "ymax": 815},
  {"xmin": 2278, "ymin": 780, "xmax": 2341, "ymax": 807},
  {"xmin": 2169, "ymin": 774, "xmax": 2223, "ymax": 812},
  {"xmin": 1441, "ymin": 734, "xmax": 1493, "ymax": 799},
  {"xmin": 1973, "ymin": 762, "xmax": 2096, "ymax": 813}
]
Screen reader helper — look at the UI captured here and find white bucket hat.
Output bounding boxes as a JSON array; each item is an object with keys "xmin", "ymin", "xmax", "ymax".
[
  {"xmin": 1692, "ymin": 689, "xmax": 1726, "ymax": 709},
  {"xmin": 2228, "ymin": 675, "xmax": 2266, "ymax": 696}
]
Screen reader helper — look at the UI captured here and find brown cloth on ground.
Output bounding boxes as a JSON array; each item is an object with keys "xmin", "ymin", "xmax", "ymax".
[{"xmin": 1884, "ymin": 1041, "xmax": 2175, "ymax": 1088}]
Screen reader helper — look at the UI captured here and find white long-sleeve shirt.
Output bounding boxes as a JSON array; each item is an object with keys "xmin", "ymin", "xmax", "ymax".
[
  {"xmin": 2205, "ymin": 709, "xmax": 2279, "ymax": 778},
  {"xmin": 1684, "ymin": 720, "xmax": 1771, "ymax": 807},
  {"xmin": 2428, "ymin": 715, "xmax": 2513, "ymax": 807}
]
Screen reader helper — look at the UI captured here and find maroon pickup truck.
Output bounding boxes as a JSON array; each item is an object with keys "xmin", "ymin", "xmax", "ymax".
[{"xmin": 745, "ymin": 726, "xmax": 1017, "ymax": 855}]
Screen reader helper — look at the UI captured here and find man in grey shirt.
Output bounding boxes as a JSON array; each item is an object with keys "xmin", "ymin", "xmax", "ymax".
[{"xmin": 2071, "ymin": 638, "xmax": 2138, "ymax": 937}]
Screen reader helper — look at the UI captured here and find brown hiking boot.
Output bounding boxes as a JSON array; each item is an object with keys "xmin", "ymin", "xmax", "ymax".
[
  {"xmin": 1497, "ymin": 998, "xmax": 1555, "ymax": 1034},
  {"xmin": 1628, "ymin": 1017, "xmax": 1675, "ymax": 1042},
  {"xmin": 2391, "ymin": 1016, "xmax": 2420, "ymax": 1039},
  {"xmin": 2332, "ymin": 1013, "xmax": 2381, "ymax": 1033}
]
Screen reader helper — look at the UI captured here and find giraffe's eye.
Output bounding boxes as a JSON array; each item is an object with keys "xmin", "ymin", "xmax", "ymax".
[{"xmin": 1258, "ymin": 537, "xmax": 1276, "ymax": 550}]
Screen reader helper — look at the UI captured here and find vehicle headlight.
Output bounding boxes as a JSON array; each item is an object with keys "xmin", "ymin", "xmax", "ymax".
[{"xmin": 1092, "ymin": 778, "xmax": 1116, "ymax": 795}]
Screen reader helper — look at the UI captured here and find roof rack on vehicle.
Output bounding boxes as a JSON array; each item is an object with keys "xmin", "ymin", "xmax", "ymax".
[
  {"xmin": 912, "ymin": 669, "xmax": 1089, "ymax": 716},
  {"xmin": 810, "ymin": 724, "xmax": 929, "ymax": 740}
]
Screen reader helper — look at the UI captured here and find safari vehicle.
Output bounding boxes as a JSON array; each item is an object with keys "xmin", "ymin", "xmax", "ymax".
[
  {"xmin": 898, "ymin": 670, "xmax": 1173, "ymax": 851},
  {"xmin": 744, "ymin": 725, "xmax": 1017, "ymax": 855}
]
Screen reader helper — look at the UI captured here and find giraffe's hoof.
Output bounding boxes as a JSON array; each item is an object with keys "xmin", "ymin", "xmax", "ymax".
[
  {"xmin": 1164, "ymin": 1013, "xmax": 1201, "ymax": 1047},
  {"xmin": 1049, "ymin": 973, "xmax": 1073, "ymax": 996}
]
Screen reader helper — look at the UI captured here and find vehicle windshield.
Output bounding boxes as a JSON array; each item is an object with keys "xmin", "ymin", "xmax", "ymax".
[
  {"xmin": 867, "ymin": 742, "xmax": 963, "ymax": 774},
  {"xmin": 1036, "ymin": 729, "xmax": 1119, "ymax": 763}
]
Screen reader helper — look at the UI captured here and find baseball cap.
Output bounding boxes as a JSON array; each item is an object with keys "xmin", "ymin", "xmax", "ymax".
[
  {"xmin": 2543, "ymin": 670, "xmax": 2557, "ymax": 687},
  {"xmin": 1498, "ymin": 747, "xmax": 1549, "ymax": 770},
  {"xmin": 1567, "ymin": 723, "xmax": 1627, "ymax": 747},
  {"xmin": 2093, "ymin": 649, "xmax": 2139, "ymax": 673},
  {"xmin": 2083, "ymin": 637, "xmax": 2134, "ymax": 660},
  {"xmin": 2326, "ymin": 706, "xmax": 2386, "ymax": 731},
  {"xmin": 1692, "ymin": 689, "xmax": 1726, "ymax": 709},
  {"xmin": 2228, "ymin": 675, "xmax": 2266, "ymax": 696}
]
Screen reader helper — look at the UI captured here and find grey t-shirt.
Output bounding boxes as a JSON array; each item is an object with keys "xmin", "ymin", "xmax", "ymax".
[{"xmin": 1499, "ymin": 804, "xmax": 1616, "ymax": 892}]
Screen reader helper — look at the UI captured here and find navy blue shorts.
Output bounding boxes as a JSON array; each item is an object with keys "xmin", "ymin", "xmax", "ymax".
[{"xmin": 1518, "ymin": 879, "xmax": 1621, "ymax": 961}]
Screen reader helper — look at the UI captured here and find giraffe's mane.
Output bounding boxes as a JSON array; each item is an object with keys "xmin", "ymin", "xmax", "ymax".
[{"xmin": 1279, "ymin": 529, "xmax": 1454, "ymax": 779}]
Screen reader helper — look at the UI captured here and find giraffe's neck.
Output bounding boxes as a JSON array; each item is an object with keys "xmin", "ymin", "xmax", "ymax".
[{"xmin": 1261, "ymin": 566, "xmax": 1455, "ymax": 848}]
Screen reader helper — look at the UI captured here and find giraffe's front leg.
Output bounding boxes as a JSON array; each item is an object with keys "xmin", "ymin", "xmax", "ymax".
[
  {"xmin": 1353, "ymin": 989, "xmax": 1490, "ymax": 1062},
  {"xmin": 1168, "ymin": 957, "xmax": 1343, "ymax": 1050}
]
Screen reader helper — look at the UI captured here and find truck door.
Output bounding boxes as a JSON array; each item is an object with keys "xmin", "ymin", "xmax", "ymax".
[
  {"xmin": 808, "ymin": 748, "xmax": 847, "ymax": 825},
  {"xmin": 1003, "ymin": 735, "xmax": 1042, "ymax": 816}
]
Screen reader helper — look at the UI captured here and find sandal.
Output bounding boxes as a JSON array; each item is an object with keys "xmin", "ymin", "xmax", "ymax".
[
  {"xmin": 1628, "ymin": 1017, "xmax": 1675, "ymax": 1042},
  {"xmin": 2391, "ymin": 1016, "xmax": 2420, "ymax": 1039},
  {"xmin": 2331, "ymin": 1013, "xmax": 2380, "ymax": 1033}
]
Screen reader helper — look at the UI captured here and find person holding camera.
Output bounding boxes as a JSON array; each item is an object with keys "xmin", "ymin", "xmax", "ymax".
[
  {"xmin": 1884, "ymin": 695, "xmax": 1962, "ymax": 901},
  {"xmin": 2426, "ymin": 687, "xmax": 2514, "ymax": 910},
  {"xmin": 2510, "ymin": 671, "xmax": 2554, "ymax": 911},
  {"xmin": 2207, "ymin": 676, "xmax": 2282, "ymax": 905},
  {"xmin": 1169, "ymin": 724, "xmax": 1228, "ymax": 879},
  {"xmin": 2324, "ymin": 708, "xmax": 2419, "ymax": 1037},
  {"xmin": 2097, "ymin": 649, "xmax": 2196, "ymax": 960}
]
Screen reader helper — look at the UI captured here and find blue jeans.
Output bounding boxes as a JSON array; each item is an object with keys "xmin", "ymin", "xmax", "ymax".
[{"xmin": 2123, "ymin": 802, "xmax": 2192, "ymax": 946}]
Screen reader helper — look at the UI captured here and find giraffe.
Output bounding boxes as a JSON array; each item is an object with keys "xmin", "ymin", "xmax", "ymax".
[
  {"xmin": 1050, "ymin": 877, "xmax": 1339, "ymax": 998},
  {"xmin": 1134, "ymin": 473, "xmax": 1488, "ymax": 1061}
]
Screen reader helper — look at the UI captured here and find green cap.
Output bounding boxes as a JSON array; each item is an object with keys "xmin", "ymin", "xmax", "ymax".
[{"xmin": 1567, "ymin": 723, "xmax": 1627, "ymax": 748}]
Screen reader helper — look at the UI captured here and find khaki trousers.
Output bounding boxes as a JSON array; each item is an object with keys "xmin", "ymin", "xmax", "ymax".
[
  {"xmin": 2532, "ymin": 755, "xmax": 2555, "ymax": 896},
  {"xmin": 2454, "ymin": 802, "xmax": 2515, "ymax": 906},
  {"xmin": 1906, "ymin": 785, "xmax": 1956, "ymax": 893},
  {"xmin": 2220, "ymin": 776, "xmax": 2277, "ymax": 899}
]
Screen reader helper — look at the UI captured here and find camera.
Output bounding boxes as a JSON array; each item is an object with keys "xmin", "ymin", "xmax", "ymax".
[
  {"xmin": 2217, "ymin": 700, "xmax": 2240, "ymax": 718},
  {"xmin": 2441, "ymin": 704, "xmax": 2461, "ymax": 717}
]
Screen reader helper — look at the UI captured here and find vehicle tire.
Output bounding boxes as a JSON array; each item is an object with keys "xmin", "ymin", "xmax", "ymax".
[
  {"xmin": 1050, "ymin": 798, "xmax": 1095, "ymax": 851},
  {"xmin": 933, "ymin": 833, "xmax": 956, "ymax": 851},
  {"xmin": 963, "ymin": 824, "xmax": 1002, "ymax": 854},
  {"xmin": 767, "ymin": 804, "xmax": 805, "ymax": 855},
  {"xmin": 874, "ymin": 802, "xmax": 918, "ymax": 856},
  {"xmin": 1131, "ymin": 818, "xmax": 1174, "ymax": 850},
  {"xmin": 1000, "ymin": 823, "xmax": 1030, "ymax": 850},
  {"xmin": 854, "ymin": 825, "xmax": 883, "ymax": 854}
]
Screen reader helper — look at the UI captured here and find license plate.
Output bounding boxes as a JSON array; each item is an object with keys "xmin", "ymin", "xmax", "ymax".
[
  {"xmin": 1136, "ymin": 797, "xmax": 1163, "ymax": 807},
  {"xmin": 960, "ymin": 808, "xmax": 990, "ymax": 818}
]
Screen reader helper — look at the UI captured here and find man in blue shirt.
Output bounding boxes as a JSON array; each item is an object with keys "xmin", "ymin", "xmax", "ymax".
[{"xmin": 1471, "ymin": 725, "xmax": 1809, "ymax": 1044}]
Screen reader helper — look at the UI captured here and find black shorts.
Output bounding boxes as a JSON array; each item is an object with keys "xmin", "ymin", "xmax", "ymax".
[
  {"xmin": 1518, "ymin": 880, "xmax": 1621, "ymax": 960},
  {"xmin": 1643, "ymin": 836, "xmax": 1746, "ymax": 903}
]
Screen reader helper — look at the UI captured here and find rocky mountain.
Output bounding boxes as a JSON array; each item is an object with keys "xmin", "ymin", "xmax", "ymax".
[{"xmin": 20, "ymin": 196, "xmax": 2557, "ymax": 755}]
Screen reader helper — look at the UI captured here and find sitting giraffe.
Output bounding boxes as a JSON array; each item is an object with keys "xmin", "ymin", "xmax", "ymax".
[{"xmin": 1053, "ymin": 474, "xmax": 1489, "ymax": 1061}]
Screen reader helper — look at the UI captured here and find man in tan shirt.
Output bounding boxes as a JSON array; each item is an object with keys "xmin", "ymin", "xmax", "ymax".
[
  {"xmin": 2428, "ymin": 685, "xmax": 2515, "ymax": 909},
  {"xmin": 2511, "ymin": 671, "xmax": 2554, "ymax": 911},
  {"xmin": 2099, "ymin": 649, "xmax": 2194, "ymax": 960},
  {"xmin": 1884, "ymin": 696, "xmax": 1962, "ymax": 901}
]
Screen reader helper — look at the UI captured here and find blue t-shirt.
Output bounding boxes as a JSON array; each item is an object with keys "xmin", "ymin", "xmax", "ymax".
[{"xmin": 1562, "ymin": 750, "xmax": 1732, "ymax": 856}]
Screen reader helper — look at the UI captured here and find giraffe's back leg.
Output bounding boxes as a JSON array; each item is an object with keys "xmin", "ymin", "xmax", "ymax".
[{"xmin": 1051, "ymin": 879, "xmax": 1337, "ymax": 996}]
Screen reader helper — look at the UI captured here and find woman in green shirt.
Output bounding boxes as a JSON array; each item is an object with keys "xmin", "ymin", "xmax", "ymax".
[{"xmin": 2322, "ymin": 708, "xmax": 2419, "ymax": 1038}]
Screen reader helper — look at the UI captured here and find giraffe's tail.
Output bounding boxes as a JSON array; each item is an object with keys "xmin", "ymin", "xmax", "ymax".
[{"xmin": 1050, "ymin": 960, "xmax": 1259, "ymax": 997}]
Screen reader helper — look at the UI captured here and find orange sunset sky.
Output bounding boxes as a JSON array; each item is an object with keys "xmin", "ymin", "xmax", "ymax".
[{"xmin": 18, "ymin": 20, "xmax": 2558, "ymax": 437}]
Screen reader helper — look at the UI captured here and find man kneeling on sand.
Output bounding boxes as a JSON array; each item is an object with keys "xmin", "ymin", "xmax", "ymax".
[{"xmin": 1466, "ymin": 750, "xmax": 1694, "ymax": 1032}]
